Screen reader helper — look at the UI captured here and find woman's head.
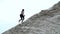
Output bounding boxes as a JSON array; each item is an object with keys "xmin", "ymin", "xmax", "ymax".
[{"xmin": 22, "ymin": 9, "xmax": 24, "ymax": 11}]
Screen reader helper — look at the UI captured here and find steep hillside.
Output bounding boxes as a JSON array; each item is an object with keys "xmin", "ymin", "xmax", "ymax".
[{"xmin": 2, "ymin": 1, "xmax": 60, "ymax": 34}]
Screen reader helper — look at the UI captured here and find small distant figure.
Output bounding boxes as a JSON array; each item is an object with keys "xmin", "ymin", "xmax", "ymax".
[{"xmin": 19, "ymin": 9, "xmax": 25, "ymax": 22}]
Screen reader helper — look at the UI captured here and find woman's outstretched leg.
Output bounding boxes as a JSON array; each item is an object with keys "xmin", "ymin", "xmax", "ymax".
[{"xmin": 19, "ymin": 19, "xmax": 21, "ymax": 22}]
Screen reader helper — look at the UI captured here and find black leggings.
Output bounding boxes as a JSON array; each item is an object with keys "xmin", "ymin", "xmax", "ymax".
[{"xmin": 20, "ymin": 14, "xmax": 24, "ymax": 20}]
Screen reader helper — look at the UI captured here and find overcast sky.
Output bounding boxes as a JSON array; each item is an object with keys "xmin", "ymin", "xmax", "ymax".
[{"xmin": 0, "ymin": 0, "xmax": 60, "ymax": 34}]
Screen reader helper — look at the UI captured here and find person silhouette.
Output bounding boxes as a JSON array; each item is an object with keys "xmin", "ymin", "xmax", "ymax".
[{"xmin": 19, "ymin": 9, "xmax": 25, "ymax": 22}]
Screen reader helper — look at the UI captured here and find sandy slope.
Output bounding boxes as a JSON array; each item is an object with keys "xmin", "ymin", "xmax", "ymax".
[{"xmin": 2, "ymin": 1, "xmax": 60, "ymax": 34}]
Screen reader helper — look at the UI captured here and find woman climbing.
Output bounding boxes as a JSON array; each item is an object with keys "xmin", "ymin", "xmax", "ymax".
[{"xmin": 19, "ymin": 9, "xmax": 25, "ymax": 22}]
